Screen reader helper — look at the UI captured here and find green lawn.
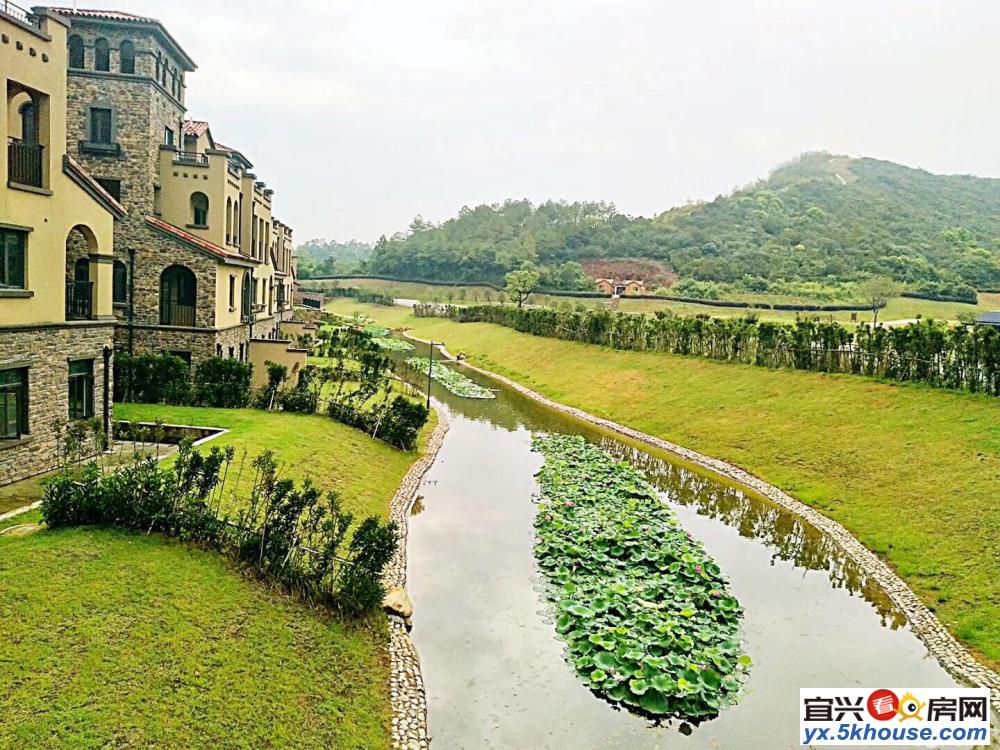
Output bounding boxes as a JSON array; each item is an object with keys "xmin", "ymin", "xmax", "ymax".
[
  {"xmin": 0, "ymin": 527, "xmax": 390, "ymax": 750},
  {"xmin": 114, "ymin": 403, "xmax": 435, "ymax": 521},
  {"xmin": 328, "ymin": 299, "xmax": 1000, "ymax": 669},
  {"xmin": 313, "ymin": 276, "xmax": 1000, "ymax": 325},
  {"xmin": 0, "ymin": 401, "xmax": 438, "ymax": 748}
]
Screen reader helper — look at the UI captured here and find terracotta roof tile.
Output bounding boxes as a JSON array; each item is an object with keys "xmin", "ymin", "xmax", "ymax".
[{"xmin": 144, "ymin": 216, "xmax": 257, "ymax": 266}]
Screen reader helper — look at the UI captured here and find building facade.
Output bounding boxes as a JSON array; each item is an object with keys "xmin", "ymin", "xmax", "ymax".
[
  {"xmin": 1, "ymin": 5, "xmax": 125, "ymax": 484},
  {"xmin": 48, "ymin": 7, "xmax": 296, "ymax": 366},
  {"xmin": 595, "ymin": 278, "xmax": 646, "ymax": 296}
]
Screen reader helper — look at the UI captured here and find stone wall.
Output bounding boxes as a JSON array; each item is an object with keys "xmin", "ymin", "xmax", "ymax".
[{"xmin": 0, "ymin": 322, "xmax": 114, "ymax": 486}]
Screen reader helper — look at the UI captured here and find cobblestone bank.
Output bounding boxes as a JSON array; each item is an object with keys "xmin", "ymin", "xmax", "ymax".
[
  {"xmin": 404, "ymin": 333, "xmax": 1000, "ymax": 719},
  {"xmin": 383, "ymin": 410, "xmax": 449, "ymax": 750}
]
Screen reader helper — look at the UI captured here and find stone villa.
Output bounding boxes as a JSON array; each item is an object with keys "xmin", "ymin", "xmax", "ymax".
[{"xmin": 1, "ymin": 4, "xmax": 302, "ymax": 485}]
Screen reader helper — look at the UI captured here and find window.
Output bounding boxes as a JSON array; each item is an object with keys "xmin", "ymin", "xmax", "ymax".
[
  {"xmin": 155, "ymin": 51, "xmax": 161, "ymax": 81},
  {"xmin": 216, "ymin": 344, "xmax": 223, "ymax": 357},
  {"xmin": 164, "ymin": 127, "xmax": 174, "ymax": 147},
  {"xmin": 225, "ymin": 197, "xmax": 232, "ymax": 242},
  {"xmin": 238, "ymin": 342, "xmax": 245, "ymax": 361},
  {"xmin": 228, "ymin": 274, "xmax": 235, "ymax": 308},
  {"xmin": 68, "ymin": 34, "xmax": 84, "ymax": 69},
  {"xmin": 228, "ymin": 346, "xmax": 235, "ymax": 358},
  {"xmin": 113, "ymin": 260, "xmax": 128, "ymax": 305},
  {"xmin": 95, "ymin": 178, "xmax": 121, "ymax": 202},
  {"xmin": 159, "ymin": 265, "xmax": 197, "ymax": 326},
  {"xmin": 169, "ymin": 350, "xmax": 192, "ymax": 366},
  {"xmin": 89, "ymin": 107, "xmax": 113, "ymax": 144},
  {"xmin": 68, "ymin": 360, "xmax": 94, "ymax": 420},
  {"xmin": 241, "ymin": 273, "xmax": 251, "ymax": 318},
  {"xmin": 0, "ymin": 368, "xmax": 28, "ymax": 439},
  {"xmin": 190, "ymin": 192, "xmax": 209, "ymax": 227},
  {"xmin": 94, "ymin": 38, "xmax": 110, "ymax": 72},
  {"xmin": 119, "ymin": 40, "xmax": 135, "ymax": 74},
  {"xmin": 0, "ymin": 229, "xmax": 26, "ymax": 290},
  {"xmin": 19, "ymin": 101, "xmax": 36, "ymax": 144}
]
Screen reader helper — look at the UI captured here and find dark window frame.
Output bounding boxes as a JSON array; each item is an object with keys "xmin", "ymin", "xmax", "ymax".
[
  {"xmin": 0, "ymin": 228, "xmax": 27, "ymax": 290},
  {"xmin": 68, "ymin": 359, "xmax": 94, "ymax": 421},
  {"xmin": 112, "ymin": 260, "xmax": 128, "ymax": 305},
  {"xmin": 67, "ymin": 34, "xmax": 85, "ymax": 69},
  {"xmin": 94, "ymin": 37, "xmax": 110, "ymax": 72},
  {"xmin": 89, "ymin": 106, "xmax": 113, "ymax": 144},
  {"xmin": 119, "ymin": 40, "xmax": 135, "ymax": 74},
  {"xmin": 0, "ymin": 368, "xmax": 29, "ymax": 439}
]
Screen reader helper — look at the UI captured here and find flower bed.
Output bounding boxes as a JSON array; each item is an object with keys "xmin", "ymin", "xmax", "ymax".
[
  {"xmin": 532, "ymin": 434, "xmax": 749, "ymax": 719},
  {"xmin": 404, "ymin": 357, "xmax": 496, "ymax": 399}
]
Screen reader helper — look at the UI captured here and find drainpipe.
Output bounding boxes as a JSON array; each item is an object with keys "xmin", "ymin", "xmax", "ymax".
[
  {"xmin": 102, "ymin": 345, "xmax": 112, "ymax": 447},
  {"xmin": 127, "ymin": 248, "xmax": 135, "ymax": 356}
]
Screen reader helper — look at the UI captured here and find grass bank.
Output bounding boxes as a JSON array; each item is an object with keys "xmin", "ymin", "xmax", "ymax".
[
  {"xmin": 311, "ymin": 276, "xmax": 1000, "ymax": 324},
  {"xmin": 0, "ymin": 527, "xmax": 391, "ymax": 749},
  {"xmin": 0, "ymin": 401, "xmax": 438, "ymax": 748},
  {"xmin": 114, "ymin": 403, "xmax": 435, "ymax": 520},
  {"xmin": 328, "ymin": 298, "xmax": 1000, "ymax": 669}
]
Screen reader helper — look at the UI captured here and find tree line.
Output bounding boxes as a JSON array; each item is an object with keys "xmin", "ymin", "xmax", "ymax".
[{"xmin": 415, "ymin": 304, "xmax": 1000, "ymax": 396}]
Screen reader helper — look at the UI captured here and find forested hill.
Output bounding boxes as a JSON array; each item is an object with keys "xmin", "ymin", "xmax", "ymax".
[{"xmin": 359, "ymin": 153, "xmax": 1000, "ymax": 296}]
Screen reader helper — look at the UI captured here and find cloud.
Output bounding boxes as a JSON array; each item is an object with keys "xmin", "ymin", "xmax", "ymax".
[{"xmin": 99, "ymin": 0, "xmax": 1000, "ymax": 241}]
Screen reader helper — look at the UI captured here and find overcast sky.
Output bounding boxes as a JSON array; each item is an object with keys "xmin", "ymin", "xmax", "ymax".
[{"xmin": 111, "ymin": 0, "xmax": 1000, "ymax": 242}]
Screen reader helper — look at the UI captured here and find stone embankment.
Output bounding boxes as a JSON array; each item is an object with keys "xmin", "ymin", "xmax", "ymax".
[
  {"xmin": 382, "ymin": 410, "xmax": 449, "ymax": 750},
  {"xmin": 404, "ymin": 332, "xmax": 1000, "ymax": 720}
]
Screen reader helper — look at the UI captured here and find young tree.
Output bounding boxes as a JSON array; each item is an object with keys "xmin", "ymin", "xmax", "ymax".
[
  {"xmin": 504, "ymin": 265, "xmax": 541, "ymax": 309},
  {"xmin": 859, "ymin": 276, "xmax": 900, "ymax": 325}
]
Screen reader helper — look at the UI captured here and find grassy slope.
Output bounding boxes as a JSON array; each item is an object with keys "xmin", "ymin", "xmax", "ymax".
[
  {"xmin": 113, "ymin": 404, "xmax": 434, "ymax": 520},
  {"xmin": 328, "ymin": 299, "xmax": 1000, "ymax": 668},
  {"xmin": 311, "ymin": 277, "xmax": 1000, "ymax": 325},
  {"xmin": 0, "ymin": 528, "xmax": 390, "ymax": 750},
  {"xmin": 0, "ymin": 403, "xmax": 438, "ymax": 748}
]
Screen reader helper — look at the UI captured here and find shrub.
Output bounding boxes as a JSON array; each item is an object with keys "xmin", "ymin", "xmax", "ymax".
[
  {"xmin": 40, "ymin": 443, "xmax": 397, "ymax": 617},
  {"xmin": 193, "ymin": 357, "xmax": 252, "ymax": 408},
  {"xmin": 114, "ymin": 352, "xmax": 190, "ymax": 404}
]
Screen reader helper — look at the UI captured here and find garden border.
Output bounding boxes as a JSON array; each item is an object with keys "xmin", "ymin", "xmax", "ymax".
[
  {"xmin": 402, "ymin": 332, "xmax": 1000, "ymax": 718},
  {"xmin": 383, "ymin": 408, "xmax": 450, "ymax": 750}
]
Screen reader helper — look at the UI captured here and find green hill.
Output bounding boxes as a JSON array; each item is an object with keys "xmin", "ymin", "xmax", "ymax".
[{"xmin": 361, "ymin": 153, "xmax": 1000, "ymax": 300}]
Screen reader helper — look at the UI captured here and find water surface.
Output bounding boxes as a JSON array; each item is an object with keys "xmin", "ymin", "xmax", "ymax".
[{"xmin": 396, "ymin": 346, "xmax": 959, "ymax": 749}]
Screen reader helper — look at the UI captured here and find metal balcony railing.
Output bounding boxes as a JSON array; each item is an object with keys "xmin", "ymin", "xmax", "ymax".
[
  {"xmin": 0, "ymin": 0, "xmax": 41, "ymax": 27},
  {"xmin": 66, "ymin": 281, "xmax": 94, "ymax": 320},
  {"xmin": 160, "ymin": 302, "xmax": 196, "ymax": 326},
  {"xmin": 173, "ymin": 151, "xmax": 209, "ymax": 166},
  {"xmin": 7, "ymin": 138, "xmax": 43, "ymax": 188}
]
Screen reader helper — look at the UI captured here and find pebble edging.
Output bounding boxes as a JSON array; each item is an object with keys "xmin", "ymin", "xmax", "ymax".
[
  {"xmin": 383, "ymin": 409, "xmax": 449, "ymax": 750},
  {"xmin": 404, "ymin": 332, "xmax": 1000, "ymax": 721}
]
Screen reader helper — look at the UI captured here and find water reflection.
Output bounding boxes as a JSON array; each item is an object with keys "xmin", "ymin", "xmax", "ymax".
[{"xmin": 600, "ymin": 440, "xmax": 908, "ymax": 630}]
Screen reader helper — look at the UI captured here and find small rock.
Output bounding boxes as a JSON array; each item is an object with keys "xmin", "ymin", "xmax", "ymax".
[{"xmin": 383, "ymin": 587, "xmax": 414, "ymax": 619}]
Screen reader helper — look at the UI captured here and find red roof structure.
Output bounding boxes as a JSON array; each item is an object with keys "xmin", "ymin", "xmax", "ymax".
[{"xmin": 145, "ymin": 216, "xmax": 256, "ymax": 266}]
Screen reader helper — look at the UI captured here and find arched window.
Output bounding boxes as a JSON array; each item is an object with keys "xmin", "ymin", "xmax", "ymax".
[
  {"xmin": 119, "ymin": 40, "xmax": 135, "ymax": 74},
  {"xmin": 68, "ymin": 35, "xmax": 84, "ymax": 69},
  {"xmin": 94, "ymin": 38, "xmax": 110, "ymax": 72},
  {"xmin": 18, "ymin": 101, "xmax": 36, "ymax": 144},
  {"xmin": 190, "ymin": 192, "xmax": 209, "ymax": 227},
  {"xmin": 225, "ymin": 197, "xmax": 232, "ymax": 242},
  {"xmin": 112, "ymin": 260, "xmax": 128, "ymax": 305},
  {"xmin": 159, "ymin": 265, "xmax": 197, "ymax": 326},
  {"xmin": 241, "ymin": 273, "xmax": 252, "ymax": 319}
]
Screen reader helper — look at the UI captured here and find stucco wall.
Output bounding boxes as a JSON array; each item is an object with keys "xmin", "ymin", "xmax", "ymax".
[{"xmin": 248, "ymin": 338, "xmax": 306, "ymax": 390}]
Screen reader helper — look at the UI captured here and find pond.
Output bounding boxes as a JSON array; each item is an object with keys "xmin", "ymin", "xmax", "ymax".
[{"xmin": 393, "ymin": 342, "xmax": 960, "ymax": 749}]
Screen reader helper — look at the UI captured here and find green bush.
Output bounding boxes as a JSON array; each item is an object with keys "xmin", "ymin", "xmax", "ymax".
[
  {"xmin": 114, "ymin": 352, "xmax": 190, "ymax": 404},
  {"xmin": 40, "ymin": 445, "xmax": 397, "ymax": 617},
  {"xmin": 193, "ymin": 357, "xmax": 252, "ymax": 408}
]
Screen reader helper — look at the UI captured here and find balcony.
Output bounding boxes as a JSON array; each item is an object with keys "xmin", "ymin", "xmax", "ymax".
[
  {"xmin": 66, "ymin": 281, "xmax": 94, "ymax": 320},
  {"xmin": 0, "ymin": 0, "xmax": 41, "ymax": 28},
  {"xmin": 173, "ymin": 151, "xmax": 209, "ymax": 166},
  {"xmin": 160, "ymin": 302, "xmax": 196, "ymax": 327},
  {"xmin": 7, "ymin": 137, "xmax": 43, "ymax": 188}
]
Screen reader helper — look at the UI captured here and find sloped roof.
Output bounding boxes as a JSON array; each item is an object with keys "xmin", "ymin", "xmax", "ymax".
[
  {"xmin": 49, "ymin": 7, "xmax": 197, "ymax": 70},
  {"xmin": 183, "ymin": 120, "xmax": 210, "ymax": 137},
  {"xmin": 63, "ymin": 155, "xmax": 125, "ymax": 218},
  {"xmin": 145, "ymin": 216, "xmax": 256, "ymax": 267},
  {"xmin": 975, "ymin": 311, "xmax": 1000, "ymax": 326},
  {"xmin": 213, "ymin": 141, "xmax": 253, "ymax": 169}
]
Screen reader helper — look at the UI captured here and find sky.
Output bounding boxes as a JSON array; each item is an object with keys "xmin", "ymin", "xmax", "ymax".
[{"xmin": 106, "ymin": 0, "xmax": 1000, "ymax": 242}]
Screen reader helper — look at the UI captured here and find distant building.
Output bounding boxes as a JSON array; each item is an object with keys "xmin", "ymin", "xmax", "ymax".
[
  {"xmin": 595, "ymin": 278, "xmax": 646, "ymax": 296},
  {"xmin": 295, "ymin": 290, "xmax": 325, "ymax": 310},
  {"xmin": 974, "ymin": 312, "xmax": 1000, "ymax": 328}
]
